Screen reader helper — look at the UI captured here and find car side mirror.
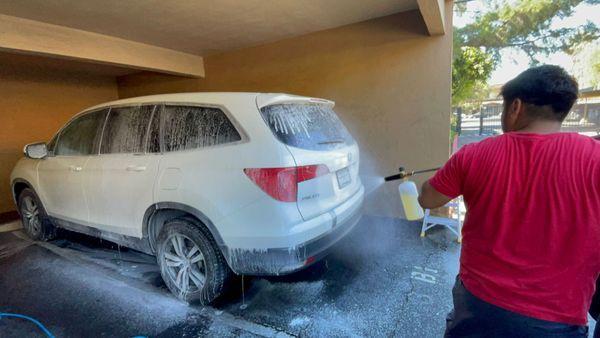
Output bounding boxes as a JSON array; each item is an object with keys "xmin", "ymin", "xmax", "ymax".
[{"xmin": 24, "ymin": 142, "xmax": 48, "ymax": 159}]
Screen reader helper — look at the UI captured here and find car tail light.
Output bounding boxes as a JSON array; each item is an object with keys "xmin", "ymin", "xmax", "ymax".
[
  {"xmin": 244, "ymin": 165, "xmax": 329, "ymax": 202},
  {"xmin": 297, "ymin": 165, "xmax": 329, "ymax": 183}
]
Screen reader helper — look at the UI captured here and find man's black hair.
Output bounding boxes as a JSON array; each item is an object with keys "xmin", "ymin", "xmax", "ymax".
[{"xmin": 501, "ymin": 65, "xmax": 579, "ymax": 121}]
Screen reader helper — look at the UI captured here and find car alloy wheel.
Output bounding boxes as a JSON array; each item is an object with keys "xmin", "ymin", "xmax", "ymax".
[
  {"xmin": 21, "ymin": 195, "xmax": 41, "ymax": 237},
  {"xmin": 162, "ymin": 233, "xmax": 207, "ymax": 294}
]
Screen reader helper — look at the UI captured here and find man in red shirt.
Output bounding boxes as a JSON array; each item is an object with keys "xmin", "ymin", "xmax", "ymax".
[{"xmin": 419, "ymin": 65, "xmax": 600, "ymax": 337}]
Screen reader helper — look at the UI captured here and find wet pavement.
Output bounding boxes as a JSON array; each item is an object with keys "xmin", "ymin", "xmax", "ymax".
[{"xmin": 0, "ymin": 214, "xmax": 579, "ymax": 337}]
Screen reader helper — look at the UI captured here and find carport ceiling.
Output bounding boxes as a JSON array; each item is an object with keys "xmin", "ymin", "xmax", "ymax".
[{"xmin": 0, "ymin": 0, "xmax": 418, "ymax": 55}]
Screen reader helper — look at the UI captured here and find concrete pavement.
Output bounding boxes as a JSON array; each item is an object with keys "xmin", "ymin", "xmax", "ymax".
[{"xmin": 6, "ymin": 214, "xmax": 585, "ymax": 337}]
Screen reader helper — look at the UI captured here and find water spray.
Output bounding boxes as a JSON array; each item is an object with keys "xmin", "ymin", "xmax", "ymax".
[{"xmin": 384, "ymin": 166, "xmax": 440, "ymax": 221}]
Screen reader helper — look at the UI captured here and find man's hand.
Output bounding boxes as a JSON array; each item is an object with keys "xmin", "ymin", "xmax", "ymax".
[{"xmin": 418, "ymin": 180, "xmax": 452, "ymax": 209}]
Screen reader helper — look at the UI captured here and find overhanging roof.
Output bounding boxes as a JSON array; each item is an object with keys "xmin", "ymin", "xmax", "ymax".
[{"xmin": 0, "ymin": 0, "xmax": 449, "ymax": 77}]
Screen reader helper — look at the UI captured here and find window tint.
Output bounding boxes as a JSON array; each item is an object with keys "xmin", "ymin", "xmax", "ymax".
[
  {"xmin": 55, "ymin": 109, "xmax": 108, "ymax": 156},
  {"xmin": 162, "ymin": 105, "xmax": 241, "ymax": 152},
  {"xmin": 101, "ymin": 106, "xmax": 154, "ymax": 154}
]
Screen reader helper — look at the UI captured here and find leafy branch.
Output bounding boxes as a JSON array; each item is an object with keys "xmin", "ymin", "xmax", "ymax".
[{"xmin": 452, "ymin": 0, "xmax": 600, "ymax": 104}]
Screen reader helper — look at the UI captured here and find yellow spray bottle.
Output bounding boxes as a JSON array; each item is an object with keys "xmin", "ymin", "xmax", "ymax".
[{"xmin": 385, "ymin": 167, "xmax": 439, "ymax": 221}]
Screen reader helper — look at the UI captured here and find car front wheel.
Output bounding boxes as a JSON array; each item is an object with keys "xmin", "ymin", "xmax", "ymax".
[
  {"xmin": 17, "ymin": 188, "xmax": 55, "ymax": 241},
  {"xmin": 156, "ymin": 218, "xmax": 232, "ymax": 304}
]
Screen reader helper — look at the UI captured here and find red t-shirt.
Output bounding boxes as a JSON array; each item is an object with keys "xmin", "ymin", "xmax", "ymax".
[{"xmin": 429, "ymin": 132, "xmax": 600, "ymax": 325}]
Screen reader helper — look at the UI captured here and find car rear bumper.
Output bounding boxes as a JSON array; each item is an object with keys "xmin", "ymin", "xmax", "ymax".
[{"xmin": 226, "ymin": 184, "xmax": 364, "ymax": 275}]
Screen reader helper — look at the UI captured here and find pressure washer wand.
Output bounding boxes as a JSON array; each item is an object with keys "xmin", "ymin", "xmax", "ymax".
[
  {"xmin": 384, "ymin": 166, "xmax": 441, "ymax": 182},
  {"xmin": 412, "ymin": 167, "xmax": 441, "ymax": 175}
]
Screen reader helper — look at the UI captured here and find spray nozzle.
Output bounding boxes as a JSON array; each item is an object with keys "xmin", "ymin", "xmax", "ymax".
[
  {"xmin": 384, "ymin": 166, "xmax": 441, "ymax": 182},
  {"xmin": 384, "ymin": 167, "xmax": 411, "ymax": 181}
]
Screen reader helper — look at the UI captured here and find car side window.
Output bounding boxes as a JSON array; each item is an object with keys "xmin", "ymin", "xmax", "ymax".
[
  {"xmin": 162, "ymin": 105, "xmax": 241, "ymax": 152},
  {"xmin": 101, "ymin": 105, "xmax": 155, "ymax": 154},
  {"xmin": 46, "ymin": 134, "xmax": 58, "ymax": 155},
  {"xmin": 147, "ymin": 108, "xmax": 161, "ymax": 153},
  {"xmin": 55, "ymin": 109, "xmax": 108, "ymax": 156}
]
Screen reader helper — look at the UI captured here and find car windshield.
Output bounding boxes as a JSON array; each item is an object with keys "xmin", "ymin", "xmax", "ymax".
[{"xmin": 259, "ymin": 103, "xmax": 354, "ymax": 151}]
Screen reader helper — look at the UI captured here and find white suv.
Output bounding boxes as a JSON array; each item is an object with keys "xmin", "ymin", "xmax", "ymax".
[{"xmin": 11, "ymin": 92, "xmax": 364, "ymax": 303}]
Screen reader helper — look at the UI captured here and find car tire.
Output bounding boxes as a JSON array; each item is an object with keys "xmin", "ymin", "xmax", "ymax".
[
  {"xmin": 156, "ymin": 218, "xmax": 233, "ymax": 304},
  {"xmin": 17, "ymin": 188, "xmax": 55, "ymax": 241}
]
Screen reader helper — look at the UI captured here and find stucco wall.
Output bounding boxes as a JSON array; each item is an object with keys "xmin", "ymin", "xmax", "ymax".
[
  {"xmin": 0, "ymin": 60, "xmax": 118, "ymax": 214},
  {"xmin": 117, "ymin": 9, "xmax": 453, "ymax": 217}
]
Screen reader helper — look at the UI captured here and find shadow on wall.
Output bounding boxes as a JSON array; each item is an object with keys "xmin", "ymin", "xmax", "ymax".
[
  {"xmin": 0, "ymin": 52, "xmax": 120, "ymax": 215},
  {"xmin": 0, "ymin": 153, "xmax": 25, "ymax": 216}
]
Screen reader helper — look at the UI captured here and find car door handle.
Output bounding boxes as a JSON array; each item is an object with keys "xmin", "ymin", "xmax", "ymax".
[
  {"xmin": 69, "ymin": 165, "xmax": 83, "ymax": 172},
  {"xmin": 126, "ymin": 165, "xmax": 147, "ymax": 172}
]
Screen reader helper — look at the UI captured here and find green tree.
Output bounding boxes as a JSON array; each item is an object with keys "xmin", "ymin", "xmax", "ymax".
[
  {"xmin": 571, "ymin": 41, "xmax": 600, "ymax": 88},
  {"xmin": 453, "ymin": 0, "xmax": 600, "ymax": 105},
  {"xmin": 452, "ymin": 46, "xmax": 494, "ymax": 105},
  {"xmin": 593, "ymin": 49, "xmax": 600, "ymax": 87}
]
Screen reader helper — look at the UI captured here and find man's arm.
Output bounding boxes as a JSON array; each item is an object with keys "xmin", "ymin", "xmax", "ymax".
[
  {"xmin": 418, "ymin": 180, "xmax": 452, "ymax": 209},
  {"xmin": 418, "ymin": 145, "xmax": 469, "ymax": 209}
]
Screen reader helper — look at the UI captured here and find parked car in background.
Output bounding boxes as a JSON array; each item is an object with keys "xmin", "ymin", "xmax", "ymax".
[{"xmin": 11, "ymin": 93, "xmax": 364, "ymax": 304}]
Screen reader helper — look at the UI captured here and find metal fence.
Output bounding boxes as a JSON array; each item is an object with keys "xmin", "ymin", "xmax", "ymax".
[{"xmin": 454, "ymin": 98, "xmax": 600, "ymax": 137}]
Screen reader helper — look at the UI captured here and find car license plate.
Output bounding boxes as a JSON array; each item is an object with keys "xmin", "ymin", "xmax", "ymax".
[{"xmin": 336, "ymin": 167, "xmax": 351, "ymax": 189}]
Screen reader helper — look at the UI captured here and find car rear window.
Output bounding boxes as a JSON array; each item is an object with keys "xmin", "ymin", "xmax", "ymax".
[{"xmin": 259, "ymin": 103, "xmax": 354, "ymax": 151}]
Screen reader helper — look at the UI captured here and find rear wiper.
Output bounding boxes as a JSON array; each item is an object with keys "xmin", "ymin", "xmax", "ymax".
[{"xmin": 318, "ymin": 140, "xmax": 344, "ymax": 145}]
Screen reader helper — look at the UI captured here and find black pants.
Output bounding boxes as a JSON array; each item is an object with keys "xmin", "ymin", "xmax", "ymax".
[
  {"xmin": 590, "ymin": 277, "xmax": 600, "ymax": 338},
  {"xmin": 445, "ymin": 277, "xmax": 588, "ymax": 338}
]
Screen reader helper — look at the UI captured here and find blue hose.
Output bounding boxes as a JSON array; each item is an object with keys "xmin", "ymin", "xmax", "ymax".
[{"xmin": 0, "ymin": 312, "xmax": 55, "ymax": 338}]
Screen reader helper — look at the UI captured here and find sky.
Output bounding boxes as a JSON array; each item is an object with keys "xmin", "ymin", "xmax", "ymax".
[{"xmin": 453, "ymin": 1, "xmax": 600, "ymax": 85}]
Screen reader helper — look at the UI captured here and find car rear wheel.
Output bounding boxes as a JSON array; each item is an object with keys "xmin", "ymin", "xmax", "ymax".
[
  {"xmin": 18, "ymin": 188, "xmax": 55, "ymax": 241},
  {"xmin": 156, "ymin": 218, "xmax": 232, "ymax": 304}
]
